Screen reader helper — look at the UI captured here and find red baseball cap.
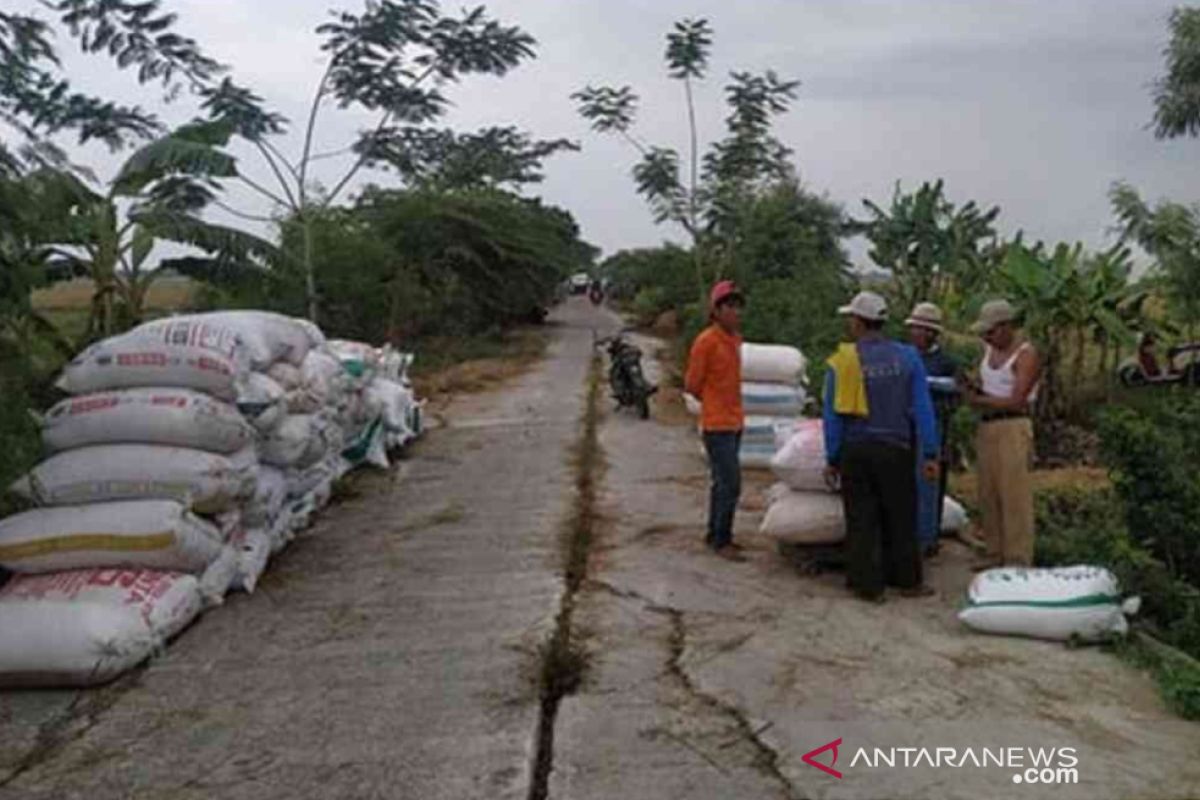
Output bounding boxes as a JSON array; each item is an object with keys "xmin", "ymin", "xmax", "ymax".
[{"xmin": 710, "ymin": 280, "xmax": 743, "ymax": 310}]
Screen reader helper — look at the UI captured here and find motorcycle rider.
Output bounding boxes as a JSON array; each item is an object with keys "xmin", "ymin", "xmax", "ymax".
[{"xmin": 685, "ymin": 281, "xmax": 746, "ymax": 561}]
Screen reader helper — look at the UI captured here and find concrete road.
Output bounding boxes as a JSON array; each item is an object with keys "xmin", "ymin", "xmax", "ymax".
[
  {"xmin": 1, "ymin": 297, "xmax": 1197, "ymax": 800},
  {"xmin": 0, "ymin": 300, "xmax": 607, "ymax": 800}
]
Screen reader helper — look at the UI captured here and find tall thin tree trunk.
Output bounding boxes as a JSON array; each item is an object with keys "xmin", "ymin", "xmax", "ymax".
[
  {"xmin": 303, "ymin": 212, "xmax": 318, "ymax": 323},
  {"xmin": 684, "ymin": 76, "xmax": 706, "ymax": 303}
]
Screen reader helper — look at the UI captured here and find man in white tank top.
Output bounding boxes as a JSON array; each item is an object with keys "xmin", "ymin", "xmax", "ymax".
[{"xmin": 965, "ymin": 300, "xmax": 1041, "ymax": 569}]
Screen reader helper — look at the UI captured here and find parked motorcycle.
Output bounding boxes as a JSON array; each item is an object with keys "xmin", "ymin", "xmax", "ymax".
[
  {"xmin": 595, "ymin": 330, "xmax": 656, "ymax": 419},
  {"xmin": 1118, "ymin": 341, "xmax": 1200, "ymax": 388}
]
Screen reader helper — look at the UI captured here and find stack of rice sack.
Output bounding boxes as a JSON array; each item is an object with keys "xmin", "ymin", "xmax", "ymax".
[
  {"xmin": 762, "ymin": 417, "xmax": 972, "ymax": 547},
  {"xmin": 685, "ymin": 342, "xmax": 809, "ymax": 470},
  {"xmin": 0, "ymin": 315, "xmax": 262, "ymax": 686},
  {"xmin": 738, "ymin": 343, "xmax": 809, "ymax": 469},
  {"xmin": 760, "ymin": 418, "xmax": 845, "ymax": 545}
]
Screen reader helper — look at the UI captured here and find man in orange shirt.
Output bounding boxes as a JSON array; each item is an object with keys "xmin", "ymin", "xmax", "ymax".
[{"xmin": 685, "ymin": 281, "xmax": 746, "ymax": 561}]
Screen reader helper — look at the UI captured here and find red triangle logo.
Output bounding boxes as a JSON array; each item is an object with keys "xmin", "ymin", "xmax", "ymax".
[{"xmin": 802, "ymin": 737, "xmax": 843, "ymax": 779}]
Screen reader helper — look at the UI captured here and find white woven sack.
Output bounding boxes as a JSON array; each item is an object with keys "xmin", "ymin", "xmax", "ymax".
[
  {"xmin": 137, "ymin": 311, "xmax": 314, "ymax": 369},
  {"xmin": 770, "ymin": 418, "xmax": 831, "ymax": 493},
  {"xmin": 266, "ymin": 362, "xmax": 302, "ymax": 390},
  {"xmin": 197, "ymin": 545, "xmax": 240, "ymax": 604},
  {"xmin": 237, "ymin": 372, "xmax": 287, "ymax": 433},
  {"xmin": 739, "ymin": 441, "xmax": 776, "ymax": 470},
  {"xmin": 741, "ymin": 343, "xmax": 807, "ymax": 385},
  {"xmin": 41, "ymin": 388, "xmax": 252, "ymax": 455},
  {"xmin": 958, "ymin": 565, "xmax": 1140, "ymax": 642},
  {"xmin": 0, "ymin": 568, "xmax": 204, "ymax": 687},
  {"xmin": 261, "ymin": 414, "xmax": 341, "ymax": 468},
  {"xmin": 0, "ymin": 500, "xmax": 224, "ymax": 574},
  {"xmin": 12, "ymin": 445, "xmax": 257, "ymax": 514},
  {"xmin": 759, "ymin": 485, "xmax": 845, "ymax": 543},
  {"xmin": 942, "ymin": 496, "xmax": 968, "ymax": 534},
  {"xmin": 244, "ymin": 465, "xmax": 288, "ymax": 528},
  {"xmin": 743, "ymin": 416, "xmax": 794, "ymax": 447},
  {"xmin": 365, "ymin": 378, "xmax": 415, "ymax": 435},
  {"xmin": 228, "ymin": 528, "xmax": 273, "ymax": 594},
  {"xmin": 742, "ymin": 382, "xmax": 807, "ymax": 417},
  {"xmin": 284, "ymin": 349, "xmax": 349, "ymax": 413},
  {"xmin": 56, "ymin": 324, "xmax": 247, "ymax": 400}
]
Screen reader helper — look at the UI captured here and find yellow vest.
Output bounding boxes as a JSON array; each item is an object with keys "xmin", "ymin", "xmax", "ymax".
[{"xmin": 827, "ymin": 343, "xmax": 870, "ymax": 417}]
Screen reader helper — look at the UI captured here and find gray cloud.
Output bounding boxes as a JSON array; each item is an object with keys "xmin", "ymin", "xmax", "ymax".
[{"xmin": 9, "ymin": 0, "xmax": 1200, "ymax": 268}]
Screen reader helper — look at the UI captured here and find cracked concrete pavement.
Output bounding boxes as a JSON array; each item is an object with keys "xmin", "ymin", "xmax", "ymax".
[
  {"xmin": 551, "ymin": 321, "xmax": 1200, "ymax": 800},
  {"xmin": 0, "ymin": 297, "xmax": 1197, "ymax": 800}
]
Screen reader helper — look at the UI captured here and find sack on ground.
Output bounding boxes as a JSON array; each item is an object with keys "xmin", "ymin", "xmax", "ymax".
[
  {"xmin": 0, "ymin": 500, "xmax": 225, "ymax": 575},
  {"xmin": 343, "ymin": 417, "xmax": 389, "ymax": 469},
  {"xmin": 958, "ymin": 565, "xmax": 1140, "ymax": 642},
  {"xmin": 941, "ymin": 496, "xmax": 968, "ymax": 534},
  {"xmin": 770, "ymin": 418, "xmax": 831, "ymax": 493},
  {"xmin": 0, "ymin": 568, "xmax": 203, "ymax": 687},
  {"xmin": 197, "ymin": 544, "xmax": 240, "ymax": 605},
  {"xmin": 741, "ymin": 343, "xmax": 807, "ymax": 385},
  {"xmin": 13, "ymin": 445, "xmax": 257, "ymax": 513},
  {"xmin": 759, "ymin": 485, "xmax": 845, "ymax": 543},
  {"xmin": 365, "ymin": 378, "xmax": 415, "ymax": 436},
  {"xmin": 229, "ymin": 528, "xmax": 272, "ymax": 593},
  {"xmin": 56, "ymin": 325, "xmax": 247, "ymax": 400},
  {"xmin": 41, "ymin": 388, "xmax": 252, "ymax": 455},
  {"xmin": 742, "ymin": 382, "xmax": 807, "ymax": 417}
]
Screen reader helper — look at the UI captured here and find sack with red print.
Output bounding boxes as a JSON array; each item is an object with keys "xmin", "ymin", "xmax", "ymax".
[
  {"xmin": 56, "ymin": 321, "xmax": 249, "ymax": 400},
  {"xmin": 41, "ymin": 388, "xmax": 252, "ymax": 454},
  {"xmin": 0, "ymin": 568, "xmax": 204, "ymax": 687}
]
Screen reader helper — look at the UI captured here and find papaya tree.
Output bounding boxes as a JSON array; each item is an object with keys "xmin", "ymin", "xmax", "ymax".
[{"xmin": 572, "ymin": 18, "xmax": 800, "ymax": 294}]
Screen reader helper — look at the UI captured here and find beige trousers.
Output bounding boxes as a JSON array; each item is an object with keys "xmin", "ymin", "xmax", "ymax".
[{"xmin": 975, "ymin": 418, "xmax": 1035, "ymax": 565}]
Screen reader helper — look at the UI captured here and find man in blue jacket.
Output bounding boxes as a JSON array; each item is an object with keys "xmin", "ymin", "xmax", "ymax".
[{"xmin": 823, "ymin": 292, "xmax": 940, "ymax": 602}]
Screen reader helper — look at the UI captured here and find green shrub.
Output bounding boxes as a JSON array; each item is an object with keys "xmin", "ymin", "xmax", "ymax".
[
  {"xmin": 1098, "ymin": 395, "xmax": 1200, "ymax": 589},
  {"xmin": 631, "ymin": 287, "xmax": 670, "ymax": 326},
  {"xmin": 1035, "ymin": 486, "xmax": 1200, "ymax": 659}
]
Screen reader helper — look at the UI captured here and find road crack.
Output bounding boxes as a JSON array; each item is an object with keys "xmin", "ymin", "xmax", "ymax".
[
  {"xmin": 665, "ymin": 609, "xmax": 804, "ymax": 800},
  {"xmin": 527, "ymin": 350, "xmax": 604, "ymax": 800}
]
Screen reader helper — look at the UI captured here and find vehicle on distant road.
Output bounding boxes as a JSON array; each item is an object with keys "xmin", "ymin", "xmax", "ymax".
[{"xmin": 569, "ymin": 273, "xmax": 591, "ymax": 295}]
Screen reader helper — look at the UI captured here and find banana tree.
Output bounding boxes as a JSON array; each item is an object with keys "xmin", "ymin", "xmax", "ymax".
[
  {"xmin": 996, "ymin": 242, "xmax": 1140, "ymax": 422},
  {"xmin": 35, "ymin": 120, "xmax": 280, "ymax": 340}
]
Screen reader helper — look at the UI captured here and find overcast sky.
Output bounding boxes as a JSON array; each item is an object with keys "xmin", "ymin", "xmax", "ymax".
[{"xmin": 17, "ymin": 0, "xmax": 1200, "ymax": 267}]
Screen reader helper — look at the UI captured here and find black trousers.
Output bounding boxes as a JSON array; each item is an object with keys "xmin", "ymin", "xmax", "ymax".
[{"xmin": 840, "ymin": 441, "xmax": 922, "ymax": 596}]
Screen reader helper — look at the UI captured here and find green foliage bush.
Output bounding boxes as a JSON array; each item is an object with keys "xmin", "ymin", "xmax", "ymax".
[
  {"xmin": 1098, "ymin": 394, "xmax": 1200, "ymax": 589},
  {"xmin": 1034, "ymin": 485, "xmax": 1200, "ymax": 718},
  {"xmin": 202, "ymin": 188, "xmax": 594, "ymax": 345}
]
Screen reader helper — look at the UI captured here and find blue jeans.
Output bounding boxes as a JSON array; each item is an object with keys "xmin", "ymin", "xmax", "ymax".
[{"xmin": 703, "ymin": 431, "xmax": 742, "ymax": 548}]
